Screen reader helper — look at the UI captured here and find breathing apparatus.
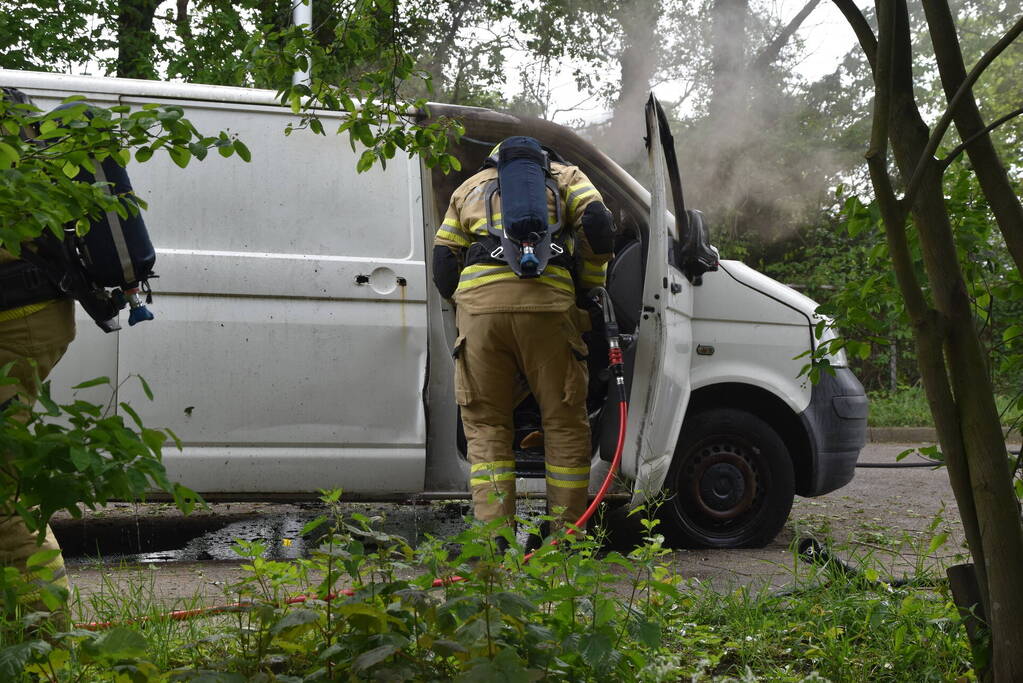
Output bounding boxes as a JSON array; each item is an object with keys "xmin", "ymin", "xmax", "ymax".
[
  {"xmin": 0, "ymin": 91, "xmax": 156, "ymax": 332},
  {"xmin": 483, "ymin": 136, "xmax": 566, "ymax": 278}
]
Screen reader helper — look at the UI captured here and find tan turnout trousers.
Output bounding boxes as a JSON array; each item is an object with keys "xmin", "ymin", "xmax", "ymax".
[
  {"xmin": 0, "ymin": 297, "xmax": 76, "ymax": 611},
  {"xmin": 455, "ymin": 307, "xmax": 591, "ymax": 528}
]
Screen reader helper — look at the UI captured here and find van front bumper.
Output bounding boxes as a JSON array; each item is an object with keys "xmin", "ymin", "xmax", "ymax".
[{"xmin": 799, "ymin": 367, "xmax": 868, "ymax": 496}]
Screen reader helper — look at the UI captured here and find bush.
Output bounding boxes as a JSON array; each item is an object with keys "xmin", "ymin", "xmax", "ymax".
[{"xmin": 0, "ymin": 492, "xmax": 977, "ymax": 681}]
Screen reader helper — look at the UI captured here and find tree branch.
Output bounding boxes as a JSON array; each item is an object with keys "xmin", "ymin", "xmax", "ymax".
[
  {"xmin": 866, "ymin": 0, "xmax": 928, "ymax": 321},
  {"xmin": 831, "ymin": 0, "xmax": 877, "ymax": 71},
  {"xmin": 751, "ymin": 0, "xmax": 821, "ymax": 72},
  {"xmin": 940, "ymin": 104, "xmax": 1023, "ymax": 170},
  {"xmin": 901, "ymin": 13, "xmax": 1023, "ymax": 210}
]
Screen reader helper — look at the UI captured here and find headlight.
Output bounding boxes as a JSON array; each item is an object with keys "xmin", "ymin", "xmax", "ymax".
[{"xmin": 815, "ymin": 318, "xmax": 849, "ymax": 368}]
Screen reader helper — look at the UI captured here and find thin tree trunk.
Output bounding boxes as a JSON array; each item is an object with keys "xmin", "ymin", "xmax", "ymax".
[
  {"xmin": 605, "ymin": 0, "xmax": 663, "ymax": 164},
  {"xmin": 116, "ymin": 0, "xmax": 161, "ymax": 79},
  {"xmin": 880, "ymin": 2, "xmax": 1023, "ymax": 678},
  {"xmin": 920, "ymin": 0, "xmax": 1023, "ymax": 273}
]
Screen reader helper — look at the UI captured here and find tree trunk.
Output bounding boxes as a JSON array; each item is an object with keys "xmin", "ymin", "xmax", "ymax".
[
  {"xmin": 116, "ymin": 0, "xmax": 161, "ymax": 79},
  {"xmin": 878, "ymin": 1, "xmax": 1023, "ymax": 678},
  {"xmin": 604, "ymin": 0, "xmax": 663, "ymax": 165},
  {"xmin": 920, "ymin": 0, "xmax": 1023, "ymax": 273}
]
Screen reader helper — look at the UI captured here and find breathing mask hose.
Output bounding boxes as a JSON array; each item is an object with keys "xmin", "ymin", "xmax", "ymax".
[{"xmin": 79, "ymin": 289, "xmax": 631, "ymax": 629}]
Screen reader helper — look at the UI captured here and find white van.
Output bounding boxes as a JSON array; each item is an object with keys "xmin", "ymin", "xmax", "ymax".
[{"xmin": 3, "ymin": 70, "xmax": 867, "ymax": 548}]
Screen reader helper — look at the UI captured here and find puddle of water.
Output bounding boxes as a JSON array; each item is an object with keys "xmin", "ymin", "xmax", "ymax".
[{"xmin": 57, "ymin": 500, "xmax": 557, "ymax": 567}]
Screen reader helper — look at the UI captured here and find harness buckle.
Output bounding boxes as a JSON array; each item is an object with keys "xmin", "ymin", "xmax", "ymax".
[
  {"xmin": 551, "ymin": 243, "xmax": 564, "ymax": 255},
  {"xmin": 490, "ymin": 245, "xmax": 504, "ymax": 259}
]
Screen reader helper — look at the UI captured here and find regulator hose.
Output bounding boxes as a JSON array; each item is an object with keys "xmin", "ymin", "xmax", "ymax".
[{"xmin": 79, "ymin": 288, "xmax": 631, "ymax": 630}]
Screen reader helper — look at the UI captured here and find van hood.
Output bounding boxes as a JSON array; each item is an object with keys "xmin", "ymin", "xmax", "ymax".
[{"xmin": 718, "ymin": 260, "xmax": 821, "ymax": 322}]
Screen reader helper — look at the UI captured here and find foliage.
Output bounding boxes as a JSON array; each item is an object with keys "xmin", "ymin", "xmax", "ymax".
[
  {"xmin": 0, "ymin": 371, "xmax": 198, "ymax": 545},
  {"xmin": 241, "ymin": 2, "xmax": 464, "ymax": 174},
  {"xmin": 0, "ymin": 492, "xmax": 978, "ymax": 681},
  {"xmin": 0, "ymin": 94, "xmax": 244, "ymax": 255},
  {"xmin": 868, "ymin": 386, "xmax": 1023, "ymax": 429}
]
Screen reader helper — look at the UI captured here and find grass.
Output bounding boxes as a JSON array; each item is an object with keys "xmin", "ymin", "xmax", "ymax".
[
  {"xmin": 868, "ymin": 384, "xmax": 1023, "ymax": 428},
  {"xmin": 1, "ymin": 500, "xmax": 977, "ymax": 682}
]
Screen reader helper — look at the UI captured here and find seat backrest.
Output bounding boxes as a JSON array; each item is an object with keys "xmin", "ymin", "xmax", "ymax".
[{"xmin": 606, "ymin": 239, "xmax": 643, "ymax": 335}]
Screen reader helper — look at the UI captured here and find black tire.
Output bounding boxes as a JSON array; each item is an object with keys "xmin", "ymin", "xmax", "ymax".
[{"xmin": 661, "ymin": 408, "xmax": 794, "ymax": 548}]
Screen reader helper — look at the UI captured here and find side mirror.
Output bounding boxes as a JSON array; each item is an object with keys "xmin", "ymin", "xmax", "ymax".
[{"xmin": 677, "ymin": 209, "xmax": 719, "ymax": 285}]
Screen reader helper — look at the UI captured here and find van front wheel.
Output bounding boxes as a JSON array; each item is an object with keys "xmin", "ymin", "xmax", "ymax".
[{"xmin": 661, "ymin": 408, "xmax": 794, "ymax": 548}]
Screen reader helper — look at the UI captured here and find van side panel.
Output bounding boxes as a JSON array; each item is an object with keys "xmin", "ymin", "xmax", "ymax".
[{"xmin": 30, "ymin": 80, "xmax": 428, "ymax": 495}]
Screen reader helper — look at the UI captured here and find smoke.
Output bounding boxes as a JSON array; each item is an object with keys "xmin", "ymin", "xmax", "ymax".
[{"xmin": 585, "ymin": 0, "xmax": 859, "ymax": 246}]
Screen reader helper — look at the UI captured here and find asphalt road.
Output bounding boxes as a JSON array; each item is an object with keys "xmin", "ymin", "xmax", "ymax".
[{"xmin": 59, "ymin": 441, "xmax": 979, "ymax": 620}]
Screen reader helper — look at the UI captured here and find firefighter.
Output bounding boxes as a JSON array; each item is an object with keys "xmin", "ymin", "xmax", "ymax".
[
  {"xmin": 0, "ymin": 87, "xmax": 74, "ymax": 615},
  {"xmin": 432, "ymin": 137, "xmax": 615, "ymax": 535},
  {"xmin": 0, "ymin": 255, "xmax": 75, "ymax": 613}
]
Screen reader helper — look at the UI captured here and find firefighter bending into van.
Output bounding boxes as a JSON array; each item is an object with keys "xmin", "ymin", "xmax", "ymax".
[{"xmin": 432, "ymin": 136, "xmax": 614, "ymax": 537}]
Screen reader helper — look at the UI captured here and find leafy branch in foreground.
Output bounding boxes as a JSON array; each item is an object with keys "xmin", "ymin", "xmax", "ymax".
[
  {"xmin": 0, "ymin": 94, "xmax": 244, "ymax": 255},
  {"xmin": 0, "ymin": 369, "xmax": 199, "ymax": 543},
  {"xmin": 243, "ymin": 0, "xmax": 464, "ymax": 174}
]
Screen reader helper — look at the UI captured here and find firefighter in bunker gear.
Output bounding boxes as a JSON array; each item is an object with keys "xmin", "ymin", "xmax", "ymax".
[
  {"xmin": 432, "ymin": 139, "xmax": 614, "ymax": 528},
  {"xmin": 0, "ymin": 87, "xmax": 73, "ymax": 613},
  {"xmin": 0, "ymin": 249, "xmax": 75, "ymax": 613}
]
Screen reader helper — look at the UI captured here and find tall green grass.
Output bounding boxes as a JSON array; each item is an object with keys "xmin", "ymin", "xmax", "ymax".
[{"xmin": 869, "ymin": 385, "xmax": 1023, "ymax": 428}]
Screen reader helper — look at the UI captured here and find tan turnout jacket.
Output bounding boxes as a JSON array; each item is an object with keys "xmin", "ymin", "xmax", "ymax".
[{"xmin": 434, "ymin": 162, "xmax": 610, "ymax": 313}]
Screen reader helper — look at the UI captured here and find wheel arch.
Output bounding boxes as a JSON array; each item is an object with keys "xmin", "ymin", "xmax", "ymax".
[{"xmin": 684, "ymin": 382, "xmax": 814, "ymax": 496}]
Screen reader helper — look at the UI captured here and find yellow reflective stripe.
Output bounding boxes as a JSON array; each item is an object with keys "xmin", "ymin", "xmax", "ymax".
[
  {"xmin": 443, "ymin": 217, "xmax": 461, "ymax": 228},
  {"xmin": 436, "ymin": 228, "xmax": 471, "ymax": 247},
  {"xmin": 546, "ymin": 476, "xmax": 589, "ymax": 489},
  {"xmin": 536, "ymin": 272, "xmax": 574, "ymax": 294},
  {"xmin": 0, "ymin": 300, "xmax": 54, "ymax": 322},
  {"xmin": 580, "ymin": 261, "xmax": 607, "ymax": 288},
  {"xmin": 566, "ymin": 183, "xmax": 597, "ymax": 216},
  {"xmin": 457, "ymin": 270, "xmax": 519, "ymax": 291},
  {"xmin": 456, "ymin": 263, "xmax": 576, "ymax": 293},
  {"xmin": 471, "ymin": 460, "xmax": 516, "ymax": 472},
  {"xmin": 569, "ymin": 190, "xmax": 598, "ymax": 218},
  {"xmin": 546, "ymin": 464, "xmax": 589, "ymax": 475},
  {"xmin": 471, "ymin": 473, "xmax": 516, "ymax": 486},
  {"xmin": 469, "ymin": 213, "xmax": 502, "ymax": 236}
]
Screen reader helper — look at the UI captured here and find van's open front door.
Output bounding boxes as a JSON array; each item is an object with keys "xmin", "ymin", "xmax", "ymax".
[{"xmin": 622, "ymin": 95, "xmax": 694, "ymax": 505}]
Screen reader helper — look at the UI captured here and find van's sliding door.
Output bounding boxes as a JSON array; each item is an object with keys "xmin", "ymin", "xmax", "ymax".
[{"xmin": 113, "ymin": 98, "xmax": 428, "ymax": 496}]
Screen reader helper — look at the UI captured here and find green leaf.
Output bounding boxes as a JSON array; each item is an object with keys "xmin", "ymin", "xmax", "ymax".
[
  {"xmin": 73, "ymin": 376, "xmax": 111, "ymax": 390},
  {"xmin": 69, "ymin": 447, "xmax": 92, "ymax": 471},
  {"xmin": 119, "ymin": 402, "xmax": 144, "ymax": 429},
  {"xmin": 137, "ymin": 375, "xmax": 154, "ymax": 401},
  {"xmin": 927, "ymin": 531, "xmax": 949, "ymax": 553},
  {"xmin": 88, "ymin": 627, "xmax": 148, "ymax": 662},
  {"xmin": 636, "ymin": 619, "xmax": 660, "ymax": 648},
  {"xmin": 232, "ymin": 139, "xmax": 251, "ymax": 162},
  {"xmin": 270, "ymin": 608, "xmax": 321, "ymax": 638},
  {"xmin": 0, "ymin": 641, "xmax": 51, "ymax": 679},
  {"xmin": 26, "ymin": 548, "xmax": 62, "ymax": 571},
  {"xmin": 168, "ymin": 146, "xmax": 190, "ymax": 169},
  {"xmin": 353, "ymin": 644, "xmax": 398, "ymax": 672},
  {"xmin": 0, "ymin": 142, "xmax": 20, "ymax": 167}
]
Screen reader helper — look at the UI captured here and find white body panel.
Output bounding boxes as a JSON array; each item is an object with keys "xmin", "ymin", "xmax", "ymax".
[
  {"xmin": 690, "ymin": 261, "xmax": 816, "ymax": 413},
  {"xmin": 15, "ymin": 71, "xmax": 428, "ymax": 495}
]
